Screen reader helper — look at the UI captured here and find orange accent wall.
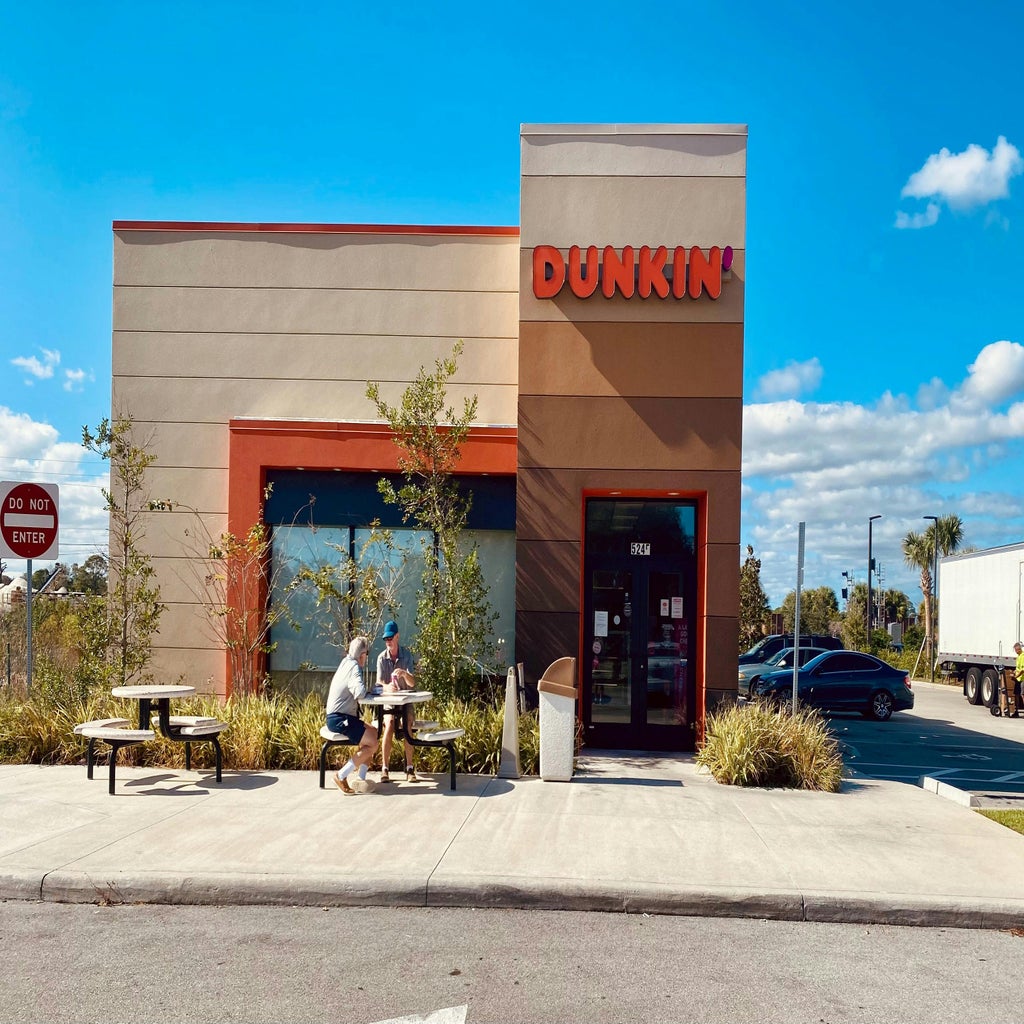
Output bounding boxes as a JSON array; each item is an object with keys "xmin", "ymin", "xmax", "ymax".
[{"xmin": 226, "ymin": 419, "xmax": 517, "ymax": 693}]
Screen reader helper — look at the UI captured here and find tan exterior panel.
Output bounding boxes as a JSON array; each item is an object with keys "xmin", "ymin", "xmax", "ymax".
[
  {"xmin": 519, "ymin": 321, "xmax": 743, "ymax": 398},
  {"xmin": 705, "ymin": 543, "xmax": 741, "ymax": 618},
  {"xmin": 114, "ymin": 333, "xmax": 518, "ymax": 385},
  {"xmin": 522, "ymin": 129, "xmax": 746, "ymax": 179},
  {"xmin": 113, "ymin": 231, "xmax": 520, "ymax": 291},
  {"xmin": 148, "ymin": 559, "xmax": 220, "ymax": 606},
  {"xmin": 705, "ymin": 614, "xmax": 740, "ymax": 692},
  {"xmin": 143, "ymin": 470, "xmax": 227, "ymax": 514},
  {"xmin": 145, "ymin": 510, "xmax": 231, "ymax": 557},
  {"xmin": 154, "ymin": 602, "xmax": 225, "ymax": 655},
  {"xmin": 123, "ymin": 421, "xmax": 230, "ymax": 471},
  {"xmin": 516, "ymin": 540, "xmax": 581, "ymax": 614},
  {"xmin": 147, "ymin": 645, "xmax": 226, "ymax": 696},
  {"xmin": 516, "ymin": 610, "xmax": 580, "ymax": 687},
  {"xmin": 516, "ymin": 467, "xmax": 741, "ymax": 544},
  {"xmin": 113, "ymin": 286, "xmax": 518, "ymax": 338},
  {"xmin": 113, "ymin": 377, "xmax": 517, "ymax": 427},
  {"xmin": 518, "ymin": 397, "xmax": 742, "ymax": 471},
  {"xmin": 520, "ymin": 177, "xmax": 745, "ymax": 249},
  {"xmin": 520, "ymin": 250, "xmax": 744, "ymax": 324}
]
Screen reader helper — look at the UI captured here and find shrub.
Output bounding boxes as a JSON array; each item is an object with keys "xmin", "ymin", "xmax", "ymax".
[{"xmin": 696, "ymin": 701, "xmax": 843, "ymax": 791}]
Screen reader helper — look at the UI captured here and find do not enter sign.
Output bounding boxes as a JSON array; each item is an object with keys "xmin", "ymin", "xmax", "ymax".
[{"xmin": 0, "ymin": 481, "xmax": 60, "ymax": 560}]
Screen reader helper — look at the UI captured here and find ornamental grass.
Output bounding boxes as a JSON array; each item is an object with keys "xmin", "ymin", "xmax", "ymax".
[
  {"xmin": 696, "ymin": 700, "xmax": 844, "ymax": 792},
  {"xmin": 0, "ymin": 680, "xmax": 539, "ymax": 777}
]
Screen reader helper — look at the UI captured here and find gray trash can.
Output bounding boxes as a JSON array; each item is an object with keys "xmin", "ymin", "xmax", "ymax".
[{"xmin": 538, "ymin": 657, "xmax": 577, "ymax": 781}]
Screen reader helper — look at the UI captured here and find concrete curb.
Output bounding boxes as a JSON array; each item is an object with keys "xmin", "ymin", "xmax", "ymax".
[
  {"xmin": 919, "ymin": 775, "xmax": 982, "ymax": 808},
  {"xmin": 4, "ymin": 868, "xmax": 1023, "ymax": 930}
]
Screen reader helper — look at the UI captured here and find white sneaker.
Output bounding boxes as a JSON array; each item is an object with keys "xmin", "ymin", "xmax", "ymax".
[{"xmin": 350, "ymin": 776, "xmax": 376, "ymax": 794}]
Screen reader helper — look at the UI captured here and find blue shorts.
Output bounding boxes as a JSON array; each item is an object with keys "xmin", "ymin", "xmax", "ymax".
[{"xmin": 326, "ymin": 713, "xmax": 367, "ymax": 743}]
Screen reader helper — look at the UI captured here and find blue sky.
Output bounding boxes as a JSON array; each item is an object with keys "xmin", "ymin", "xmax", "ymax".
[{"xmin": 1, "ymin": 0, "xmax": 1022, "ymax": 607}]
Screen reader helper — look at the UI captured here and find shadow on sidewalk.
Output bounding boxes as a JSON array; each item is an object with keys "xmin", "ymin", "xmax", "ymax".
[{"xmin": 122, "ymin": 771, "xmax": 279, "ymax": 795}]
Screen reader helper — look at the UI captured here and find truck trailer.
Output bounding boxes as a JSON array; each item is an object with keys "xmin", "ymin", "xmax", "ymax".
[{"xmin": 937, "ymin": 541, "xmax": 1024, "ymax": 708}]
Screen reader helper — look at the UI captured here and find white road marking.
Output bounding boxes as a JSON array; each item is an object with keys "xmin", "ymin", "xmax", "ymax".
[{"xmin": 372, "ymin": 1007, "xmax": 468, "ymax": 1024}]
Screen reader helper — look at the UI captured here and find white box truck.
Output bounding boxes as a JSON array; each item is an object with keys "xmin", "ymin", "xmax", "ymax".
[{"xmin": 937, "ymin": 541, "xmax": 1024, "ymax": 709}]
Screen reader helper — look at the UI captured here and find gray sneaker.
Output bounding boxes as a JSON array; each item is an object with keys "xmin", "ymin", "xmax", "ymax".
[{"xmin": 350, "ymin": 776, "xmax": 376, "ymax": 794}]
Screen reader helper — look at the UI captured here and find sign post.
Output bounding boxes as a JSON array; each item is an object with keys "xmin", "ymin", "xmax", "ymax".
[
  {"xmin": 1, "ymin": 482, "xmax": 60, "ymax": 691},
  {"xmin": 792, "ymin": 522, "xmax": 805, "ymax": 714}
]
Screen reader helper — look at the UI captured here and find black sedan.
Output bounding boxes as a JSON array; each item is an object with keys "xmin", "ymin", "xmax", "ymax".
[{"xmin": 752, "ymin": 651, "xmax": 914, "ymax": 721}]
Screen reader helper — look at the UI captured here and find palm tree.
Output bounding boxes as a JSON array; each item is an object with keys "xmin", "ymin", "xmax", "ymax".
[{"xmin": 902, "ymin": 514, "xmax": 964, "ymax": 663}]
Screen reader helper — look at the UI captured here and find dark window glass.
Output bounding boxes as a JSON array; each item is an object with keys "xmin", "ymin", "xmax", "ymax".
[
  {"xmin": 585, "ymin": 499, "xmax": 696, "ymax": 558},
  {"xmin": 819, "ymin": 652, "xmax": 875, "ymax": 674},
  {"xmin": 264, "ymin": 470, "xmax": 515, "ymax": 531}
]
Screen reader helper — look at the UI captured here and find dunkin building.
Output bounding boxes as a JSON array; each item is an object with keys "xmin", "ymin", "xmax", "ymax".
[{"xmin": 113, "ymin": 123, "xmax": 746, "ymax": 752}]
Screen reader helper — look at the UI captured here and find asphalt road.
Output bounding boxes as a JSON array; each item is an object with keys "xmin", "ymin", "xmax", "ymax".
[
  {"xmin": 3, "ymin": 901, "xmax": 1024, "ymax": 1023},
  {"xmin": 824, "ymin": 679, "xmax": 1024, "ymax": 803}
]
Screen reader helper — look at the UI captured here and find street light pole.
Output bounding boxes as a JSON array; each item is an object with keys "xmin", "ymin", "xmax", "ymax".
[
  {"xmin": 924, "ymin": 515, "xmax": 939, "ymax": 684},
  {"xmin": 867, "ymin": 515, "xmax": 882, "ymax": 646}
]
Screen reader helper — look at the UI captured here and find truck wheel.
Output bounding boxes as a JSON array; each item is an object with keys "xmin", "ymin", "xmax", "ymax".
[
  {"xmin": 981, "ymin": 669, "xmax": 999, "ymax": 707},
  {"xmin": 965, "ymin": 667, "xmax": 982, "ymax": 705}
]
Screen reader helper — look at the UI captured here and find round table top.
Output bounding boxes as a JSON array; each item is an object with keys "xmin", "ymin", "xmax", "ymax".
[
  {"xmin": 111, "ymin": 685, "xmax": 196, "ymax": 699},
  {"xmin": 359, "ymin": 690, "xmax": 433, "ymax": 706}
]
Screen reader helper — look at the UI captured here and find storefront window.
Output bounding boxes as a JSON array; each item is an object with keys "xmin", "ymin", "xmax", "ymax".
[
  {"xmin": 269, "ymin": 525, "xmax": 350, "ymax": 674},
  {"xmin": 265, "ymin": 470, "xmax": 516, "ymax": 692}
]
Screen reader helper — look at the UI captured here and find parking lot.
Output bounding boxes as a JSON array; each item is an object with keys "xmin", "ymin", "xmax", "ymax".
[{"xmin": 827, "ymin": 678, "xmax": 1024, "ymax": 805}]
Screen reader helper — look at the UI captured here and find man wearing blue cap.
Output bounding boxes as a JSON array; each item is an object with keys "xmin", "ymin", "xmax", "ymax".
[{"xmin": 377, "ymin": 620, "xmax": 420, "ymax": 782}]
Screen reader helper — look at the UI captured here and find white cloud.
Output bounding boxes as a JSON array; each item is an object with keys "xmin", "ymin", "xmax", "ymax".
[
  {"xmin": 63, "ymin": 367, "xmax": 94, "ymax": 392},
  {"xmin": 956, "ymin": 340, "xmax": 1024, "ymax": 409},
  {"xmin": 0, "ymin": 406, "xmax": 108, "ymax": 573},
  {"xmin": 754, "ymin": 357, "xmax": 823, "ymax": 400},
  {"xmin": 902, "ymin": 136, "xmax": 1022, "ymax": 209},
  {"xmin": 11, "ymin": 347, "xmax": 60, "ymax": 382},
  {"xmin": 894, "ymin": 202, "xmax": 940, "ymax": 230},
  {"xmin": 894, "ymin": 137, "xmax": 1022, "ymax": 230},
  {"xmin": 742, "ymin": 340, "xmax": 1024, "ymax": 604}
]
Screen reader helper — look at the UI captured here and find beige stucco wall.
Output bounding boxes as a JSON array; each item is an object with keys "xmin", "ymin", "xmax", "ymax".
[{"xmin": 112, "ymin": 227, "xmax": 519, "ymax": 692}]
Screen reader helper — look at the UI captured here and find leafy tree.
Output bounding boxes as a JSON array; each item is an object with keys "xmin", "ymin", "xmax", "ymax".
[
  {"xmin": 840, "ymin": 582, "xmax": 869, "ymax": 651},
  {"xmin": 880, "ymin": 588, "xmax": 911, "ymax": 630},
  {"xmin": 902, "ymin": 514, "xmax": 964, "ymax": 668},
  {"xmin": 68, "ymin": 554, "xmax": 109, "ymax": 596},
  {"xmin": 80, "ymin": 415, "xmax": 163, "ymax": 689},
  {"xmin": 738, "ymin": 545, "xmax": 770, "ymax": 652},
  {"xmin": 780, "ymin": 585, "xmax": 839, "ymax": 634},
  {"xmin": 367, "ymin": 341, "xmax": 497, "ymax": 704}
]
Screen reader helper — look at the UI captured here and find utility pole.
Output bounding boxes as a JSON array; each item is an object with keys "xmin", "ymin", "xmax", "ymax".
[{"xmin": 867, "ymin": 515, "xmax": 882, "ymax": 644}]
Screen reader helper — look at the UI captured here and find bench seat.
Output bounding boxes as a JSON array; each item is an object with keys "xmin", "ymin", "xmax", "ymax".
[
  {"xmin": 415, "ymin": 728, "xmax": 465, "ymax": 744},
  {"xmin": 318, "ymin": 725, "xmax": 358, "ymax": 787},
  {"xmin": 168, "ymin": 715, "xmax": 222, "ymax": 727},
  {"xmin": 77, "ymin": 726, "xmax": 155, "ymax": 742},
  {"xmin": 175, "ymin": 721, "xmax": 229, "ymax": 736},
  {"xmin": 73, "ymin": 718, "xmax": 131, "ymax": 734},
  {"xmin": 413, "ymin": 719, "xmax": 439, "ymax": 732},
  {"xmin": 75, "ymin": 722, "xmax": 156, "ymax": 795},
  {"xmin": 409, "ymin": 727, "xmax": 465, "ymax": 791}
]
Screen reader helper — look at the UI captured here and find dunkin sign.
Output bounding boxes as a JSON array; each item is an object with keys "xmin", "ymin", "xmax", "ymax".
[{"xmin": 532, "ymin": 244, "xmax": 734, "ymax": 300}]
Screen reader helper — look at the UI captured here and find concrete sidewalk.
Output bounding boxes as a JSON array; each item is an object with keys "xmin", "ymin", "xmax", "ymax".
[{"xmin": 4, "ymin": 753, "xmax": 1024, "ymax": 930}]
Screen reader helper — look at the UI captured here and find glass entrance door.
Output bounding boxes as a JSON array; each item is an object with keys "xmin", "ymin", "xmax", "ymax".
[{"xmin": 583, "ymin": 499, "xmax": 698, "ymax": 751}]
